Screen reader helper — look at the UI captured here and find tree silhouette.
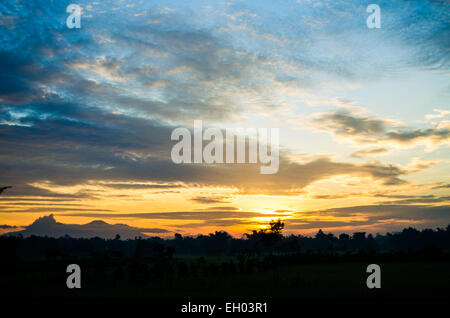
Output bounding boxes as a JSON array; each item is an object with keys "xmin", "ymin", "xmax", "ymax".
[
  {"xmin": 269, "ymin": 219, "xmax": 285, "ymax": 234},
  {"xmin": 245, "ymin": 219, "xmax": 285, "ymax": 249},
  {"xmin": 0, "ymin": 186, "xmax": 12, "ymax": 195}
]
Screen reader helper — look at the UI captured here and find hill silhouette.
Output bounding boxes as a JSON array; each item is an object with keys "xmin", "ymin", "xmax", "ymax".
[{"xmin": 3, "ymin": 214, "xmax": 168, "ymax": 239}]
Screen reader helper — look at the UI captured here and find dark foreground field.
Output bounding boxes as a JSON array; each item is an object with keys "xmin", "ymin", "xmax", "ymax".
[
  {"xmin": 2, "ymin": 223, "xmax": 450, "ymax": 302},
  {"xmin": 2, "ymin": 257, "xmax": 449, "ymax": 299}
]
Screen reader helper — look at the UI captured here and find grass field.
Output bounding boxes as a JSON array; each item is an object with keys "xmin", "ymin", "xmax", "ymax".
[{"xmin": 2, "ymin": 258, "xmax": 449, "ymax": 299}]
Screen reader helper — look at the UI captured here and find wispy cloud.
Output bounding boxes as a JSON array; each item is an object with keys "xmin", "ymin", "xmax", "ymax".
[
  {"xmin": 351, "ymin": 148, "xmax": 388, "ymax": 158},
  {"xmin": 190, "ymin": 196, "xmax": 232, "ymax": 204},
  {"xmin": 311, "ymin": 109, "xmax": 450, "ymax": 147}
]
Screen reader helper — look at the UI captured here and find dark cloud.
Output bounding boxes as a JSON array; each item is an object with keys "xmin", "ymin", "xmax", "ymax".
[
  {"xmin": 378, "ymin": 196, "xmax": 450, "ymax": 205},
  {"xmin": 432, "ymin": 183, "xmax": 450, "ymax": 189},
  {"xmin": 0, "ymin": 184, "xmax": 94, "ymax": 199},
  {"xmin": 1, "ymin": 103, "xmax": 410, "ymax": 195},
  {"xmin": 0, "ymin": 207, "xmax": 113, "ymax": 213},
  {"xmin": 62, "ymin": 211, "xmax": 283, "ymax": 220},
  {"xmin": 61, "ymin": 210, "xmax": 283, "ymax": 230},
  {"xmin": 100, "ymin": 183, "xmax": 182, "ymax": 190},
  {"xmin": 190, "ymin": 196, "xmax": 231, "ymax": 204},
  {"xmin": 0, "ymin": 150, "xmax": 409, "ymax": 196},
  {"xmin": 311, "ymin": 193, "xmax": 450, "ymax": 202},
  {"xmin": 180, "ymin": 218, "xmax": 256, "ymax": 229},
  {"xmin": 56, "ymin": 203, "xmax": 450, "ymax": 233},
  {"xmin": 199, "ymin": 206, "xmax": 240, "ymax": 211},
  {"xmin": 299, "ymin": 204, "xmax": 450, "ymax": 222},
  {"xmin": 287, "ymin": 203, "xmax": 450, "ymax": 231},
  {"xmin": 0, "ymin": 202, "xmax": 85, "ymax": 206},
  {"xmin": 285, "ymin": 220, "xmax": 374, "ymax": 230},
  {"xmin": 312, "ymin": 110, "xmax": 450, "ymax": 146},
  {"xmin": 313, "ymin": 111, "xmax": 388, "ymax": 139},
  {"xmin": 0, "ymin": 198, "xmax": 74, "ymax": 202},
  {"xmin": 312, "ymin": 194, "xmax": 358, "ymax": 200},
  {"xmin": 386, "ymin": 128, "xmax": 450, "ymax": 144}
]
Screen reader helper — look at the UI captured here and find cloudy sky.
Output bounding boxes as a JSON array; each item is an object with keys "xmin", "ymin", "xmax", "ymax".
[{"xmin": 0, "ymin": 0, "xmax": 449, "ymax": 237}]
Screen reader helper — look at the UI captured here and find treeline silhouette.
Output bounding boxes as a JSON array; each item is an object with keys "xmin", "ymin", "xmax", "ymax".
[
  {"xmin": 1, "ymin": 221, "xmax": 450, "ymax": 298},
  {"xmin": 2, "ymin": 221, "xmax": 450, "ymax": 259}
]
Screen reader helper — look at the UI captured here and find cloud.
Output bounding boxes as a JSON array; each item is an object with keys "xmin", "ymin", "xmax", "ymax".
[
  {"xmin": 190, "ymin": 196, "xmax": 231, "ymax": 204},
  {"xmin": 351, "ymin": 148, "xmax": 388, "ymax": 158},
  {"xmin": 0, "ymin": 198, "xmax": 80, "ymax": 202},
  {"xmin": 62, "ymin": 211, "xmax": 284, "ymax": 221},
  {"xmin": 0, "ymin": 0, "xmax": 448, "ymax": 236},
  {"xmin": 311, "ymin": 192, "xmax": 450, "ymax": 202},
  {"xmin": 0, "ymin": 2, "xmax": 264, "ymax": 127},
  {"xmin": 0, "ymin": 206, "xmax": 113, "ymax": 213},
  {"xmin": 0, "ymin": 151, "xmax": 410, "ymax": 197},
  {"xmin": 61, "ymin": 210, "xmax": 286, "ymax": 230},
  {"xmin": 378, "ymin": 195, "xmax": 450, "ymax": 205},
  {"xmin": 181, "ymin": 218, "xmax": 256, "ymax": 228},
  {"xmin": 385, "ymin": 128, "xmax": 450, "ymax": 145},
  {"xmin": 426, "ymin": 109, "xmax": 450, "ymax": 121},
  {"xmin": 405, "ymin": 157, "xmax": 439, "ymax": 173},
  {"xmin": 199, "ymin": 206, "xmax": 240, "ymax": 211},
  {"xmin": 5, "ymin": 214, "xmax": 168, "ymax": 239},
  {"xmin": 285, "ymin": 220, "xmax": 374, "ymax": 230},
  {"xmin": 0, "ymin": 1, "xmax": 446, "ymax": 171},
  {"xmin": 99, "ymin": 183, "xmax": 182, "ymax": 190},
  {"xmin": 1, "ymin": 103, "xmax": 412, "ymax": 196},
  {"xmin": 311, "ymin": 109, "xmax": 450, "ymax": 147},
  {"xmin": 299, "ymin": 204, "xmax": 450, "ymax": 221},
  {"xmin": 57, "ymin": 203, "xmax": 450, "ymax": 233},
  {"xmin": 432, "ymin": 183, "xmax": 450, "ymax": 190},
  {"xmin": 312, "ymin": 193, "xmax": 359, "ymax": 200},
  {"xmin": 0, "ymin": 184, "xmax": 94, "ymax": 199},
  {"xmin": 311, "ymin": 110, "xmax": 394, "ymax": 142},
  {"xmin": 288, "ymin": 204, "xmax": 450, "ymax": 232}
]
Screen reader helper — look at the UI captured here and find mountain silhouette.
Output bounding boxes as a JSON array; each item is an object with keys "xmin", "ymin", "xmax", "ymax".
[{"xmin": 4, "ymin": 214, "xmax": 168, "ymax": 239}]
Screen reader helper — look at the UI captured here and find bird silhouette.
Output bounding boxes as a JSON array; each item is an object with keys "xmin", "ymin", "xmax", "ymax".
[{"xmin": 0, "ymin": 186, "xmax": 12, "ymax": 195}]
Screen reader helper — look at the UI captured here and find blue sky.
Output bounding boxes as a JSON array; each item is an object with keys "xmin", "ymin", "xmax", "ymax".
[{"xmin": 0, "ymin": 0, "xmax": 449, "ymax": 235}]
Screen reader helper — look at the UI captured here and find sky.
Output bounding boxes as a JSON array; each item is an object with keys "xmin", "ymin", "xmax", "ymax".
[{"xmin": 0, "ymin": 0, "xmax": 449, "ymax": 237}]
